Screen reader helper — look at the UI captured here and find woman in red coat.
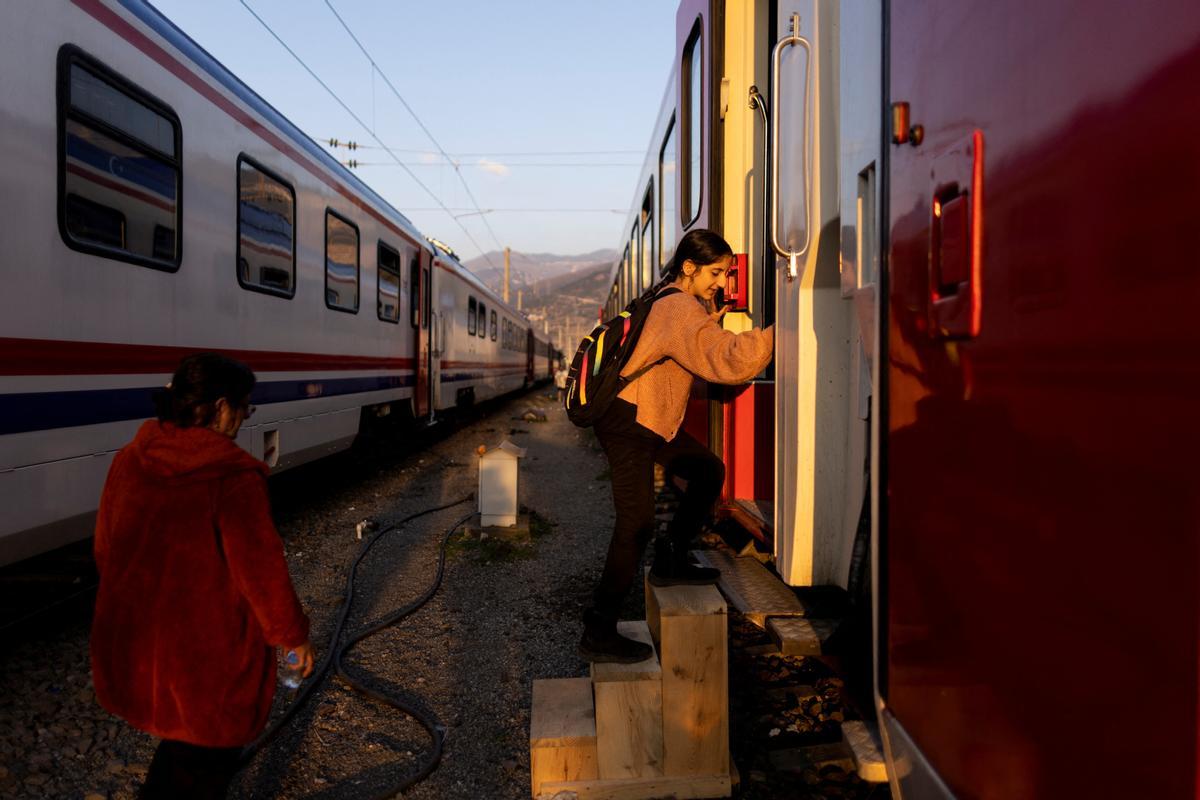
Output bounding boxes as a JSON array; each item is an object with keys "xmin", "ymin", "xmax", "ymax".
[{"xmin": 90, "ymin": 353, "xmax": 313, "ymax": 799}]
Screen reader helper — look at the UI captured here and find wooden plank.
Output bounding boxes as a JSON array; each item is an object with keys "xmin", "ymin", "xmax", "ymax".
[
  {"xmin": 531, "ymin": 677, "xmax": 599, "ymax": 797},
  {"xmin": 591, "ymin": 621, "xmax": 660, "ymax": 683},
  {"xmin": 531, "ymin": 677, "xmax": 597, "ymax": 747},
  {"xmin": 842, "ymin": 720, "xmax": 889, "ymax": 783},
  {"xmin": 539, "ymin": 772, "xmax": 731, "ymax": 800},
  {"xmin": 643, "ymin": 568, "xmax": 660, "ymax": 649},
  {"xmin": 592, "ymin": 622, "xmax": 663, "ymax": 780},
  {"xmin": 651, "ymin": 583, "xmax": 728, "ymax": 778}
]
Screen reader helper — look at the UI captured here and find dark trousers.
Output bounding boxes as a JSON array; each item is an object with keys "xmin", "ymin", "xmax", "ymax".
[
  {"xmin": 592, "ymin": 400, "xmax": 724, "ymax": 618},
  {"xmin": 139, "ymin": 739, "xmax": 242, "ymax": 800}
]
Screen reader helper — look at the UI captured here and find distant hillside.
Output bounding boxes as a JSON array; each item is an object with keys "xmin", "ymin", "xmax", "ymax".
[{"xmin": 461, "ymin": 249, "xmax": 617, "ymax": 357}]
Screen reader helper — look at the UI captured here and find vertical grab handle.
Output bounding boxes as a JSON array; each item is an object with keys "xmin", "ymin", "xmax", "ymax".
[{"xmin": 770, "ymin": 12, "xmax": 813, "ymax": 280}]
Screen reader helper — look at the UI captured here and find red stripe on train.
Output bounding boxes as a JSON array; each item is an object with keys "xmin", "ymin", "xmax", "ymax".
[{"xmin": 0, "ymin": 337, "xmax": 413, "ymax": 376}]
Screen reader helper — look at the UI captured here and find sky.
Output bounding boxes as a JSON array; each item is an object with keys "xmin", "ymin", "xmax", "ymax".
[{"xmin": 151, "ymin": 0, "xmax": 680, "ymax": 267}]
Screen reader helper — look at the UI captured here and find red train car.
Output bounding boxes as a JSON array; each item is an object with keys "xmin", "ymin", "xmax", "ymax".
[{"xmin": 606, "ymin": 1, "xmax": 1200, "ymax": 795}]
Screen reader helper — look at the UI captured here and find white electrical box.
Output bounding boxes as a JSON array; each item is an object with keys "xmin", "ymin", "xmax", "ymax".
[{"xmin": 478, "ymin": 439, "xmax": 526, "ymax": 527}]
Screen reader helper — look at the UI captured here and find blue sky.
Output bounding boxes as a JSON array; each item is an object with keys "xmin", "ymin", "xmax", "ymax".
[{"xmin": 152, "ymin": 0, "xmax": 679, "ymax": 266}]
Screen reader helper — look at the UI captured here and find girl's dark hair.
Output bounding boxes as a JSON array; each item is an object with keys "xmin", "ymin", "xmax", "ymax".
[
  {"xmin": 154, "ymin": 353, "xmax": 256, "ymax": 428},
  {"xmin": 663, "ymin": 228, "xmax": 733, "ymax": 281}
]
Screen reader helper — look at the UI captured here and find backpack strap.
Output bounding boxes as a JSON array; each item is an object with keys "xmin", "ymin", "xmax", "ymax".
[{"xmin": 620, "ymin": 287, "xmax": 682, "ymax": 385}]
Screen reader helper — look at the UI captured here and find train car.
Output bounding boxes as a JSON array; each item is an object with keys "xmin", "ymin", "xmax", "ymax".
[
  {"xmin": 0, "ymin": 0, "xmax": 538, "ymax": 567},
  {"xmin": 608, "ymin": 1, "xmax": 1200, "ymax": 797}
]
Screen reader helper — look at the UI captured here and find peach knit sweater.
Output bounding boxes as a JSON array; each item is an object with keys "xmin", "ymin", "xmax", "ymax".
[{"xmin": 617, "ymin": 292, "xmax": 774, "ymax": 441}]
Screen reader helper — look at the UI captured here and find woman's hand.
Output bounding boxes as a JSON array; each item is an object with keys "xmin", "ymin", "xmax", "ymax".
[{"xmin": 709, "ymin": 304, "xmax": 731, "ymax": 324}]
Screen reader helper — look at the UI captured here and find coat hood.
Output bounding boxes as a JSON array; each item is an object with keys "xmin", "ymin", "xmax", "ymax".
[{"xmin": 126, "ymin": 420, "xmax": 267, "ymax": 484}]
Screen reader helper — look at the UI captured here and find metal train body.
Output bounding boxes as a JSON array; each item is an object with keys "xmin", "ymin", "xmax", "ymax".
[
  {"xmin": 609, "ymin": 1, "xmax": 1200, "ymax": 797},
  {"xmin": 0, "ymin": 0, "xmax": 552, "ymax": 568}
]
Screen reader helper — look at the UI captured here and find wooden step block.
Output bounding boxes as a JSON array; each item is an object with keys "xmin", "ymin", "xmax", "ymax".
[
  {"xmin": 539, "ymin": 772, "xmax": 731, "ymax": 799},
  {"xmin": 767, "ymin": 616, "xmax": 839, "ymax": 656},
  {"xmin": 530, "ymin": 677, "xmax": 599, "ymax": 797},
  {"xmin": 648, "ymin": 581, "xmax": 729, "ymax": 778},
  {"xmin": 591, "ymin": 621, "xmax": 663, "ymax": 779}
]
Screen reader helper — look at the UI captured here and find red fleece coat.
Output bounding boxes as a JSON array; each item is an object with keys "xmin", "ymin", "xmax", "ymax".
[{"xmin": 90, "ymin": 420, "xmax": 309, "ymax": 747}]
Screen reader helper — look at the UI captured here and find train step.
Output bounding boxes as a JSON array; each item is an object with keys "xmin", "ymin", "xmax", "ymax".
[
  {"xmin": 692, "ymin": 549, "xmax": 807, "ymax": 627},
  {"xmin": 841, "ymin": 720, "xmax": 889, "ymax": 783},
  {"xmin": 530, "ymin": 576, "xmax": 731, "ymax": 799}
]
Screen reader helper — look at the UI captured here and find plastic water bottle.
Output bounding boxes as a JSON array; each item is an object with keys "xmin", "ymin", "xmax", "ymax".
[{"xmin": 280, "ymin": 649, "xmax": 304, "ymax": 691}]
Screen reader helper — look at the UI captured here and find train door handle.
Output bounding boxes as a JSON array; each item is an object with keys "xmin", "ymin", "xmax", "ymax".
[{"xmin": 928, "ymin": 130, "xmax": 984, "ymax": 338}]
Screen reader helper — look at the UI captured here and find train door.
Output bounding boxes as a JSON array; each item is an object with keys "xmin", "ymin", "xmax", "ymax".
[
  {"xmin": 675, "ymin": 0, "xmax": 719, "ymax": 447},
  {"xmin": 883, "ymin": 1, "xmax": 1200, "ymax": 797},
  {"xmin": 525, "ymin": 328, "xmax": 534, "ymax": 385},
  {"xmin": 413, "ymin": 250, "xmax": 429, "ymax": 418},
  {"xmin": 427, "ymin": 261, "xmax": 441, "ymax": 414},
  {"xmin": 768, "ymin": 2, "xmax": 846, "ymax": 587}
]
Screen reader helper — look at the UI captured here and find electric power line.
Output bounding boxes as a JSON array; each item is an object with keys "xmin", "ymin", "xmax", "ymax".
[
  {"xmin": 238, "ymin": 0, "xmax": 496, "ymax": 269},
  {"xmin": 324, "ymin": 0, "xmax": 505, "ymax": 266},
  {"xmin": 341, "ymin": 161, "xmax": 641, "ymax": 168},
  {"xmin": 325, "ymin": 141, "xmax": 644, "ymax": 157}
]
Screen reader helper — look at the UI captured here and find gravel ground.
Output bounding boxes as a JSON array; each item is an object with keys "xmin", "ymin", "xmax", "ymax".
[
  {"xmin": 0, "ymin": 389, "xmax": 619, "ymax": 800},
  {"xmin": 0, "ymin": 388, "xmax": 863, "ymax": 799}
]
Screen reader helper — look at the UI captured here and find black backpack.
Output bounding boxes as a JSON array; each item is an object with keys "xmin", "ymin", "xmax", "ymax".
[{"xmin": 563, "ymin": 286, "xmax": 680, "ymax": 427}]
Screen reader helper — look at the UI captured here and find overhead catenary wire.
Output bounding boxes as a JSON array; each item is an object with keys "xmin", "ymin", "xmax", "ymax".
[
  {"xmin": 237, "ymin": 0, "xmax": 496, "ymax": 271},
  {"xmin": 323, "ymin": 0, "xmax": 507, "ymax": 263},
  {"xmin": 340, "ymin": 161, "xmax": 642, "ymax": 168},
  {"xmin": 325, "ymin": 140, "xmax": 643, "ymax": 157}
]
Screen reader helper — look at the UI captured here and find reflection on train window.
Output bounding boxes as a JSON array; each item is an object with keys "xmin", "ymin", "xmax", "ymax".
[
  {"xmin": 490, "ymin": 310, "xmax": 497, "ymax": 341},
  {"xmin": 410, "ymin": 255, "xmax": 421, "ymax": 328},
  {"xmin": 59, "ymin": 51, "xmax": 181, "ymax": 271},
  {"xmin": 632, "ymin": 224, "xmax": 642, "ymax": 297},
  {"xmin": 659, "ymin": 119, "xmax": 676, "ymax": 272},
  {"xmin": 478, "ymin": 303, "xmax": 487, "ymax": 338},
  {"xmin": 325, "ymin": 210, "xmax": 359, "ymax": 312},
  {"xmin": 377, "ymin": 241, "xmax": 401, "ymax": 323},
  {"xmin": 640, "ymin": 183, "xmax": 654, "ymax": 292},
  {"xmin": 64, "ymin": 193, "xmax": 124, "ymax": 249},
  {"xmin": 237, "ymin": 156, "xmax": 295, "ymax": 297},
  {"xmin": 682, "ymin": 24, "xmax": 702, "ymax": 226},
  {"xmin": 468, "ymin": 297, "xmax": 477, "ymax": 335}
]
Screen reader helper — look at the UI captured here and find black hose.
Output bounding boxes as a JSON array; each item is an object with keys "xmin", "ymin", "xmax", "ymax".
[{"xmin": 241, "ymin": 494, "xmax": 474, "ymax": 799}]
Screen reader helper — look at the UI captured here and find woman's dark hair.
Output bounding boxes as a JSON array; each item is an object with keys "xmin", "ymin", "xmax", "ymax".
[
  {"xmin": 663, "ymin": 228, "xmax": 733, "ymax": 281},
  {"xmin": 154, "ymin": 353, "xmax": 256, "ymax": 428}
]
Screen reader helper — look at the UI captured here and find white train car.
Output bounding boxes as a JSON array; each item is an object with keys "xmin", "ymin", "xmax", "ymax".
[{"xmin": 0, "ymin": 0, "xmax": 537, "ymax": 566}]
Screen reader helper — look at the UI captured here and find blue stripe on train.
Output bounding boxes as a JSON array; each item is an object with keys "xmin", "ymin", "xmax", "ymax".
[{"xmin": 0, "ymin": 374, "xmax": 414, "ymax": 436}]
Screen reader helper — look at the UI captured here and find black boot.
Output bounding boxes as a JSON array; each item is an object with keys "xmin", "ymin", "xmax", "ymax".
[
  {"xmin": 648, "ymin": 537, "xmax": 720, "ymax": 587},
  {"xmin": 578, "ymin": 609, "xmax": 652, "ymax": 664}
]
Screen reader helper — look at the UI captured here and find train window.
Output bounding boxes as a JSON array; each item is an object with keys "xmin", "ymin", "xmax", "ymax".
[
  {"xmin": 324, "ymin": 210, "xmax": 359, "ymax": 312},
  {"xmin": 632, "ymin": 223, "xmax": 642, "ymax": 296},
  {"xmin": 640, "ymin": 185, "xmax": 654, "ymax": 291},
  {"xmin": 58, "ymin": 47, "xmax": 182, "ymax": 272},
  {"xmin": 659, "ymin": 119, "xmax": 676, "ymax": 273},
  {"xmin": 410, "ymin": 254, "xmax": 421, "ymax": 328},
  {"xmin": 478, "ymin": 303, "xmax": 487, "ymax": 338},
  {"xmin": 490, "ymin": 310, "xmax": 497, "ymax": 341},
  {"xmin": 681, "ymin": 23, "xmax": 703, "ymax": 226},
  {"xmin": 422, "ymin": 266, "xmax": 430, "ymax": 329},
  {"xmin": 468, "ymin": 297, "xmax": 477, "ymax": 335},
  {"xmin": 236, "ymin": 156, "xmax": 296, "ymax": 297},
  {"xmin": 621, "ymin": 245, "xmax": 631, "ymax": 307},
  {"xmin": 377, "ymin": 241, "xmax": 401, "ymax": 323}
]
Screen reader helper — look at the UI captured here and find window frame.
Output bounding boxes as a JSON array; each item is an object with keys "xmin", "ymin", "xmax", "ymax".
[
  {"xmin": 490, "ymin": 309, "xmax": 497, "ymax": 341},
  {"xmin": 376, "ymin": 240, "xmax": 402, "ymax": 324},
  {"xmin": 235, "ymin": 153, "xmax": 297, "ymax": 299},
  {"xmin": 409, "ymin": 253, "xmax": 421, "ymax": 328},
  {"xmin": 477, "ymin": 302, "xmax": 487, "ymax": 338},
  {"xmin": 468, "ymin": 296, "xmax": 478, "ymax": 335},
  {"xmin": 641, "ymin": 181, "xmax": 655, "ymax": 292},
  {"xmin": 323, "ymin": 207, "xmax": 360, "ymax": 314},
  {"xmin": 658, "ymin": 117, "xmax": 677, "ymax": 275},
  {"xmin": 56, "ymin": 45, "xmax": 183, "ymax": 273},
  {"xmin": 681, "ymin": 22, "xmax": 704, "ymax": 228}
]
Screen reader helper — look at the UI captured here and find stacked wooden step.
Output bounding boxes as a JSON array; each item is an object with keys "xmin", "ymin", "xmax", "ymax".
[{"xmin": 530, "ymin": 576, "xmax": 731, "ymax": 799}]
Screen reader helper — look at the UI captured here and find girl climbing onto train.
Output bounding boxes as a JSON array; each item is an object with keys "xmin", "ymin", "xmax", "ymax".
[{"xmin": 580, "ymin": 228, "xmax": 774, "ymax": 663}]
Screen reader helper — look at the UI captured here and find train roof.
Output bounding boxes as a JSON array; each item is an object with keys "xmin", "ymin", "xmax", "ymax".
[{"xmin": 128, "ymin": 0, "xmax": 431, "ymax": 254}]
